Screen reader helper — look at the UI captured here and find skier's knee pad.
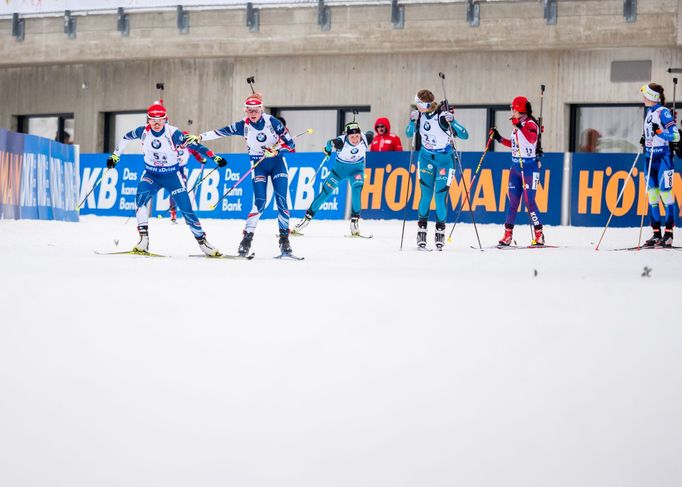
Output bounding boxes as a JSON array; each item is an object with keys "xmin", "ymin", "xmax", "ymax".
[{"xmin": 660, "ymin": 190, "xmax": 674, "ymax": 206}]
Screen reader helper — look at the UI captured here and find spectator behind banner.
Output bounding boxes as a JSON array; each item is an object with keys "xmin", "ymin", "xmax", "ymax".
[
  {"xmin": 579, "ymin": 128, "xmax": 601, "ymax": 152},
  {"xmin": 369, "ymin": 117, "xmax": 403, "ymax": 151}
]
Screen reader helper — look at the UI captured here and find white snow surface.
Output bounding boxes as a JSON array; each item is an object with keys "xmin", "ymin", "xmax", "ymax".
[{"xmin": 1, "ymin": 216, "xmax": 681, "ymax": 487}]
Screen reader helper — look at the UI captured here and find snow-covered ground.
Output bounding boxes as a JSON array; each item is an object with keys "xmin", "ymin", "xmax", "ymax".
[{"xmin": 1, "ymin": 216, "xmax": 681, "ymax": 487}]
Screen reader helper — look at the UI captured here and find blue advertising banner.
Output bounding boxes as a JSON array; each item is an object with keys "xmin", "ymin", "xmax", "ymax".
[
  {"xmin": 362, "ymin": 151, "xmax": 564, "ymax": 225},
  {"xmin": 78, "ymin": 152, "xmax": 347, "ymax": 220},
  {"xmin": 571, "ymin": 153, "xmax": 681, "ymax": 227},
  {"xmin": 0, "ymin": 128, "xmax": 79, "ymax": 221}
]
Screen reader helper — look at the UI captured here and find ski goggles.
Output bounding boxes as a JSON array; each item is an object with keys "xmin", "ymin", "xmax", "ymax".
[{"xmin": 414, "ymin": 93, "xmax": 433, "ymax": 110}]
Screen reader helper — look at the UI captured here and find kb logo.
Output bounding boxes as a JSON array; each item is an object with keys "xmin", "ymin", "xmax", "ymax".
[
  {"xmin": 256, "ymin": 133, "xmax": 267, "ymax": 143},
  {"xmin": 151, "ymin": 139, "xmax": 162, "ymax": 149}
]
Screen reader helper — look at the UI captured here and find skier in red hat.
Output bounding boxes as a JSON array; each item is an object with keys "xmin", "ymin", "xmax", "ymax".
[
  {"xmin": 106, "ymin": 100, "xmax": 226, "ymax": 255},
  {"xmin": 491, "ymin": 96, "xmax": 545, "ymax": 246}
]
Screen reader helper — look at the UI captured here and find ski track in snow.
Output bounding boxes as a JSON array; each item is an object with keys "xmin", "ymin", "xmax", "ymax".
[{"xmin": 1, "ymin": 216, "xmax": 681, "ymax": 487}]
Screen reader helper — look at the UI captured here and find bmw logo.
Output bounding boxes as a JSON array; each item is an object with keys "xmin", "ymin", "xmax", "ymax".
[
  {"xmin": 177, "ymin": 150, "xmax": 185, "ymax": 156},
  {"xmin": 427, "ymin": 163, "xmax": 434, "ymax": 170},
  {"xmin": 351, "ymin": 148, "xmax": 359, "ymax": 154},
  {"xmin": 256, "ymin": 133, "xmax": 267, "ymax": 142},
  {"xmin": 151, "ymin": 139, "xmax": 162, "ymax": 149},
  {"xmin": 424, "ymin": 122, "xmax": 431, "ymax": 131}
]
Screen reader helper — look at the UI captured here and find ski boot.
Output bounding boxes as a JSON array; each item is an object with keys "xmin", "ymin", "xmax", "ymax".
[
  {"xmin": 350, "ymin": 214, "xmax": 360, "ymax": 236},
  {"xmin": 279, "ymin": 230, "xmax": 293, "ymax": 255},
  {"xmin": 293, "ymin": 211, "xmax": 313, "ymax": 235},
  {"xmin": 659, "ymin": 228, "xmax": 673, "ymax": 247},
  {"xmin": 417, "ymin": 219, "xmax": 428, "ymax": 249},
  {"xmin": 133, "ymin": 225, "xmax": 149, "ymax": 252},
  {"xmin": 533, "ymin": 226, "xmax": 545, "ymax": 246},
  {"xmin": 498, "ymin": 225, "xmax": 513, "ymax": 246},
  {"xmin": 644, "ymin": 228, "xmax": 662, "ymax": 247},
  {"xmin": 197, "ymin": 234, "xmax": 221, "ymax": 257},
  {"xmin": 238, "ymin": 231, "xmax": 254, "ymax": 257},
  {"xmin": 435, "ymin": 222, "xmax": 446, "ymax": 251},
  {"xmin": 170, "ymin": 207, "xmax": 177, "ymax": 223}
]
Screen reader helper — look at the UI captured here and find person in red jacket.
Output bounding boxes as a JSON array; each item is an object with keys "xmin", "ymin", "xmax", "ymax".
[{"xmin": 369, "ymin": 117, "xmax": 403, "ymax": 151}]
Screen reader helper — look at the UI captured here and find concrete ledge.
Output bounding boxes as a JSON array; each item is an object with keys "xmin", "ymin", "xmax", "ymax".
[{"xmin": 0, "ymin": 1, "xmax": 677, "ymax": 67}]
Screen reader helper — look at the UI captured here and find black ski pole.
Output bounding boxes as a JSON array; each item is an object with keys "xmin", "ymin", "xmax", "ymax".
[
  {"xmin": 447, "ymin": 130, "xmax": 494, "ymax": 242},
  {"xmin": 438, "ymin": 72, "xmax": 482, "ymax": 250},
  {"xmin": 246, "ymin": 76, "xmax": 256, "ymax": 94},
  {"xmin": 156, "ymin": 82, "xmax": 164, "ymax": 101},
  {"xmin": 399, "ymin": 117, "xmax": 419, "ymax": 251},
  {"xmin": 537, "ymin": 84, "xmax": 545, "ymax": 162},
  {"xmin": 672, "ymin": 77, "xmax": 678, "ymax": 158},
  {"xmin": 77, "ymin": 169, "xmax": 109, "ymax": 210},
  {"xmin": 595, "ymin": 149, "xmax": 642, "ymax": 250}
]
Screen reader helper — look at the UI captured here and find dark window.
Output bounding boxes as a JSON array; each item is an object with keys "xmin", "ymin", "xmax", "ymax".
[
  {"xmin": 103, "ymin": 111, "xmax": 147, "ymax": 153},
  {"xmin": 570, "ymin": 104, "xmax": 643, "ymax": 153},
  {"xmin": 270, "ymin": 106, "xmax": 371, "ymax": 152},
  {"xmin": 17, "ymin": 113, "xmax": 74, "ymax": 144}
]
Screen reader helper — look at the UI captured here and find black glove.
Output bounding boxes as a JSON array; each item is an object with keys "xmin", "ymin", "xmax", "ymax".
[
  {"xmin": 491, "ymin": 128, "xmax": 502, "ymax": 142},
  {"xmin": 332, "ymin": 138, "xmax": 344, "ymax": 150},
  {"xmin": 675, "ymin": 143, "xmax": 682, "ymax": 159},
  {"xmin": 639, "ymin": 135, "xmax": 645, "ymax": 149},
  {"xmin": 106, "ymin": 154, "xmax": 120, "ymax": 169},
  {"xmin": 651, "ymin": 122, "xmax": 661, "ymax": 134},
  {"xmin": 214, "ymin": 155, "xmax": 227, "ymax": 167}
]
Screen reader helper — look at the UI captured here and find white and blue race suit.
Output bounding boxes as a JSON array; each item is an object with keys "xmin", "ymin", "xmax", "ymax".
[
  {"xmin": 308, "ymin": 133, "xmax": 370, "ymax": 218},
  {"xmin": 114, "ymin": 123, "xmax": 217, "ymax": 238},
  {"xmin": 406, "ymin": 111, "xmax": 469, "ymax": 224},
  {"xmin": 643, "ymin": 104, "xmax": 679, "ymax": 229},
  {"xmin": 200, "ymin": 114, "xmax": 295, "ymax": 234}
]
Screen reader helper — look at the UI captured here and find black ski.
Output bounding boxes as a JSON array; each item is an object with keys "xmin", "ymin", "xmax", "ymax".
[
  {"xmin": 473, "ymin": 244, "xmax": 561, "ymax": 250},
  {"xmin": 609, "ymin": 245, "xmax": 682, "ymax": 252},
  {"xmin": 189, "ymin": 253, "xmax": 255, "ymax": 260},
  {"xmin": 95, "ymin": 250, "xmax": 166, "ymax": 257},
  {"xmin": 274, "ymin": 253, "xmax": 305, "ymax": 261}
]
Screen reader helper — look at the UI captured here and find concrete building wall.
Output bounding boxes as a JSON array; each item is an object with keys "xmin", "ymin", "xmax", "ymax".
[{"xmin": 1, "ymin": 0, "xmax": 682, "ymax": 152}]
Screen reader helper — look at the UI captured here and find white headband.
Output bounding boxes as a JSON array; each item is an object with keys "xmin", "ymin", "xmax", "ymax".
[{"xmin": 641, "ymin": 84, "xmax": 661, "ymax": 102}]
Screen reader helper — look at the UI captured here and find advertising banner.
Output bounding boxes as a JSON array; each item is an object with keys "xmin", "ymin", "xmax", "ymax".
[
  {"xmin": 78, "ymin": 152, "xmax": 347, "ymax": 220},
  {"xmin": 362, "ymin": 151, "xmax": 564, "ymax": 225},
  {"xmin": 571, "ymin": 153, "xmax": 681, "ymax": 227},
  {"xmin": 0, "ymin": 128, "xmax": 79, "ymax": 221}
]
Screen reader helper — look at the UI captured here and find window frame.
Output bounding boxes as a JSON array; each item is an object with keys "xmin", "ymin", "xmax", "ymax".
[
  {"xmin": 419, "ymin": 104, "xmax": 509, "ymax": 152},
  {"xmin": 569, "ymin": 103, "xmax": 644, "ymax": 153},
  {"xmin": 16, "ymin": 113, "xmax": 74, "ymax": 143},
  {"xmin": 103, "ymin": 110, "xmax": 147, "ymax": 153},
  {"xmin": 270, "ymin": 106, "xmax": 371, "ymax": 137}
]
